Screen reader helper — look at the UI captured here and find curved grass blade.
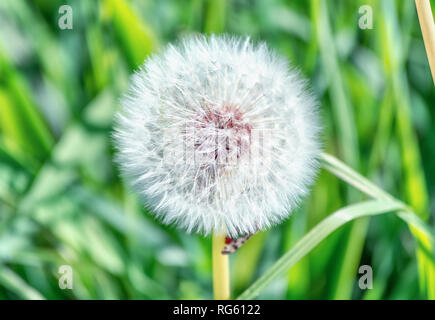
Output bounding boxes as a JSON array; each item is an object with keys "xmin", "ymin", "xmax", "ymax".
[
  {"xmin": 320, "ymin": 153, "xmax": 394, "ymax": 201},
  {"xmin": 238, "ymin": 153, "xmax": 434, "ymax": 299},
  {"xmin": 322, "ymin": 152, "xmax": 435, "ymax": 299},
  {"xmin": 237, "ymin": 199, "xmax": 406, "ymax": 300}
]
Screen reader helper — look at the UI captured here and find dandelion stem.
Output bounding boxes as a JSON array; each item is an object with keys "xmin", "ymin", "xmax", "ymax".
[
  {"xmin": 415, "ymin": 0, "xmax": 435, "ymax": 84},
  {"xmin": 212, "ymin": 233, "xmax": 230, "ymax": 300}
]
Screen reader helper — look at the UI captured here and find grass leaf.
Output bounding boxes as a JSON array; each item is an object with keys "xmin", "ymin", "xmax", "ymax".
[
  {"xmin": 237, "ymin": 199, "xmax": 406, "ymax": 299},
  {"xmin": 238, "ymin": 153, "xmax": 435, "ymax": 299},
  {"xmin": 0, "ymin": 266, "xmax": 45, "ymax": 300},
  {"xmin": 103, "ymin": 0, "xmax": 158, "ymax": 70}
]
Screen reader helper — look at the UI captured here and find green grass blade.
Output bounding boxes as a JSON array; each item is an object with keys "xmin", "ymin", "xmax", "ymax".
[
  {"xmin": 203, "ymin": 0, "xmax": 226, "ymax": 34},
  {"xmin": 237, "ymin": 199, "xmax": 406, "ymax": 300},
  {"xmin": 103, "ymin": 0, "xmax": 158, "ymax": 69},
  {"xmin": 320, "ymin": 153, "xmax": 393, "ymax": 201},
  {"xmin": 321, "ymin": 153, "xmax": 434, "ymax": 236},
  {"xmin": 238, "ymin": 153, "xmax": 435, "ymax": 299},
  {"xmin": 311, "ymin": 0, "xmax": 359, "ymax": 166},
  {"xmin": 0, "ymin": 266, "xmax": 45, "ymax": 300},
  {"xmin": 375, "ymin": 0, "xmax": 431, "ymax": 297},
  {"xmin": 322, "ymin": 152, "xmax": 435, "ymax": 299},
  {"xmin": 0, "ymin": 54, "xmax": 54, "ymax": 161},
  {"xmin": 311, "ymin": 0, "xmax": 365, "ymax": 299}
]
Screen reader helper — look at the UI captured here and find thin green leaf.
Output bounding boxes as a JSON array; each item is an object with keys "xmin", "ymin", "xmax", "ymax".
[
  {"xmin": 0, "ymin": 55, "xmax": 54, "ymax": 161},
  {"xmin": 238, "ymin": 153, "xmax": 435, "ymax": 299},
  {"xmin": 103, "ymin": 0, "xmax": 158, "ymax": 69},
  {"xmin": 0, "ymin": 266, "xmax": 45, "ymax": 300},
  {"xmin": 321, "ymin": 153, "xmax": 394, "ymax": 201},
  {"xmin": 323, "ymin": 152, "xmax": 435, "ymax": 299},
  {"xmin": 203, "ymin": 0, "xmax": 226, "ymax": 34},
  {"xmin": 237, "ymin": 199, "xmax": 405, "ymax": 300}
]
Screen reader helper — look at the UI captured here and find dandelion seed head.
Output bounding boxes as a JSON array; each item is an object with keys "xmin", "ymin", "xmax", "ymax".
[{"xmin": 113, "ymin": 35, "xmax": 321, "ymax": 237}]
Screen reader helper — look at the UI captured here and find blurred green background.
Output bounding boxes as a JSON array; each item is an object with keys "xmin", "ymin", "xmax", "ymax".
[{"xmin": 0, "ymin": 0, "xmax": 434, "ymax": 299}]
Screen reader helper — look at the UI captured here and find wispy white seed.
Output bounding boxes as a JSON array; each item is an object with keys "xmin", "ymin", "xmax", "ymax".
[{"xmin": 113, "ymin": 34, "xmax": 321, "ymax": 237}]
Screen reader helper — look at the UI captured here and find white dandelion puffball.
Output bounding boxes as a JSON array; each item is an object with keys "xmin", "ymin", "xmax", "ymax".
[{"xmin": 114, "ymin": 35, "xmax": 321, "ymax": 238}]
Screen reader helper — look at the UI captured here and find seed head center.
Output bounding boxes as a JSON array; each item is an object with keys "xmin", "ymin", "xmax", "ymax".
[{"xmin": 194, "ymin": 105, "xmax": 252, "ymax": 168}]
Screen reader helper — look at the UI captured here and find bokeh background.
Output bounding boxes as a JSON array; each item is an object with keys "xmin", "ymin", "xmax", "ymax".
[{"xmin": 0, "ymin": 0, "xmax": 434, "ymax": 299}]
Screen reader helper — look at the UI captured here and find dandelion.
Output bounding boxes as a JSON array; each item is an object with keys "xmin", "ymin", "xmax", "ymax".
[{"xmin": 113, "ymin": 35, "xmax": 321, "ymax": 299}]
